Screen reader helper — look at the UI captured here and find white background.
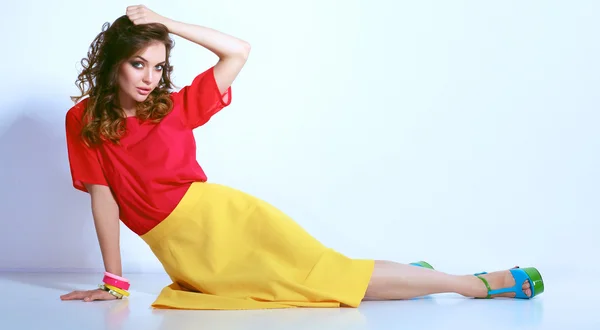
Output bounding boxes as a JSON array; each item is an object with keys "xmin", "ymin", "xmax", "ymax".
[{"xmin": 0, "ymin": 0, "xmax": 597, "ymax": 276}]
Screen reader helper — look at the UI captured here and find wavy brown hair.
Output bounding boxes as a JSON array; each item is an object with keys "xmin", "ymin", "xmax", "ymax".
[{"xmin": 71, "ymin": 15, "xmax": 176, "ymax": 146}]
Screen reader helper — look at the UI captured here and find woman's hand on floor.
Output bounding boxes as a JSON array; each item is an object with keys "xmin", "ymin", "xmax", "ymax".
[{"xmin": 60, "ymin": 289, "xmax": 117, "ymax": 302}]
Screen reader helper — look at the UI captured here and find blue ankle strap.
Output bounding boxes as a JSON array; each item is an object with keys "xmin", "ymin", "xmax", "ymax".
[{"xmin": 474, "ymin": 269, "xmax": 533, "ymax": 299}]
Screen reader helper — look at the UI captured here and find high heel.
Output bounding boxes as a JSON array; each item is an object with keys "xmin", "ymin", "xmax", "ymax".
[
  {"xmin": 410, "ymin": 261, "xmax": 434, "ymax": 269},
  {"xmin": 474, "ymin": 267, "xmax": 544, "ymax": 299}
]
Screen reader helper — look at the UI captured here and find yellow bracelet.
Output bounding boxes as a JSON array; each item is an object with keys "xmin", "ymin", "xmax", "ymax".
[
  {"xmin": 105, "ymin": 283, "xmax": 130, "ymax": 297},
  {"xmin": 98, "ymin": 284, "xmax": 124, "ymax": 299}
]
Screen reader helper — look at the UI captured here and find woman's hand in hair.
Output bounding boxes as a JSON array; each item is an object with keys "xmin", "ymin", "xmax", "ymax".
[{"xmin": 126, "ymin": 5, "xmax": 171, "ymax": 27}]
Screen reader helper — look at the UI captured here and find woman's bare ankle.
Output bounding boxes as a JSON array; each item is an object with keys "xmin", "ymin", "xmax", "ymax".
[{"xmin": 456, "ymin": 275, "xmax": 488, "ymax": 298}]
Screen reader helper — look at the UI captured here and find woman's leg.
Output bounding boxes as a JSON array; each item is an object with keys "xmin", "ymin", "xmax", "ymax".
[{"xmin": 363, "ymin": 260, "xmax": 532, "ymax": 300}]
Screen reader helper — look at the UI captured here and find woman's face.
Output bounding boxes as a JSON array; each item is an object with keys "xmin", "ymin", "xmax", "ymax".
[{"xmin": 117, "ymin": 41, "xmax": 166, "ymax": 108}]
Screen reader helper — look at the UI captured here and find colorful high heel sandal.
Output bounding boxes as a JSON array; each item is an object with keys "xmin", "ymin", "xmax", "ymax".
[
  {"xmin": 474, "ymin": 267, "xmax": 544, "ymax": 299},
  {"xmin": 410, "ymin": 261, "xmax": 434, "ymax": 269}
]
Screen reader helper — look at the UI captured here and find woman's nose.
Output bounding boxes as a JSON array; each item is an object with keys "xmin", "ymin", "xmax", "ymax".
[{"xmin": 143, "ymin": 70, "xmax": 153, "ymax": 83}]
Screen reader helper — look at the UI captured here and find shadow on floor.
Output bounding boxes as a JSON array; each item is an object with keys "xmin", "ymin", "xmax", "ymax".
[{"xmin": 0, "ymin": 100, "xmax": 98, "ymax": 271}]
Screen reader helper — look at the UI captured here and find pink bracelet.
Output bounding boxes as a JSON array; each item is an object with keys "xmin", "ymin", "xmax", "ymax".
[
  {"xmin": 104, "ymin": 272, "xmax": 129, "ymax": 283},
  {"xmin": 103, "ymin": 272, "xmax": 130, "ymax": 291},
  {"xmin": 103, "ymin": 275, "xmax": 130, "ymax": 291}
]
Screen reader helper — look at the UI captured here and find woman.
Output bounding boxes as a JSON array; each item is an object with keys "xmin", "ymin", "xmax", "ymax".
[{"xmin": 60, "ymin": 5, "xmax": 544, "ymax": 309}]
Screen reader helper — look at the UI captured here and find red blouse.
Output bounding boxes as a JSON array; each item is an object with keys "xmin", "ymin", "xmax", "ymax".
[{"xmin": 65, "ymin": 66, "xmax": 232, "ymax": 235}]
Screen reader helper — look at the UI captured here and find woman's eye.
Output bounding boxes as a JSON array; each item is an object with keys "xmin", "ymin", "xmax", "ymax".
[{"xmin": 131, "ymin": 61, "xmax": 143, "ymax": 68}]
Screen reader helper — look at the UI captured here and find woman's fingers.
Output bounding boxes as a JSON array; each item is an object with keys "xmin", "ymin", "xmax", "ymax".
[
  {"xmin": 60, "ymin": 290, "xmax": 86, "ymax": 300},
  {"xmin": 60, "ymin": 289, "xmax": 117, "ymax": 301}
]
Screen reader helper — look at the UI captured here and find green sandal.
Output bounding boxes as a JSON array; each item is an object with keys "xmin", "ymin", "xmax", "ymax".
[
  {"xmin": 474, "ymin": 267, "xmax": 544, "ymax": 299},
  {"xmin": 410, "ymin": 261, "xmax": 434, "ymax": 269}
]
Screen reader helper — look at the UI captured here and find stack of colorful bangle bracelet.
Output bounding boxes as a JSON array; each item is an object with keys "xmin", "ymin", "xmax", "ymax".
[{"xmin": 98, "ymin": 272, "xmax": 130, "ymax": 299}]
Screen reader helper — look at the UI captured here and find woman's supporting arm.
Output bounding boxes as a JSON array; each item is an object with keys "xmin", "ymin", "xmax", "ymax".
[{"xmin": 85, "ymin": 183, "xmax": 122, "ymax": 277}]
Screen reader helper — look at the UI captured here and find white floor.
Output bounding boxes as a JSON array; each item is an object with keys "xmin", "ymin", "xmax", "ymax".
[{"xmin": 0, "ymin": 270, "xmax": 596, "ymax": 330}]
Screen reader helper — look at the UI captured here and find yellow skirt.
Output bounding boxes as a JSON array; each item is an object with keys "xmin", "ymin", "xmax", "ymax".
[{"xmin": 140, "ymin": 182, "xmax": 375, "ymax": 310}]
